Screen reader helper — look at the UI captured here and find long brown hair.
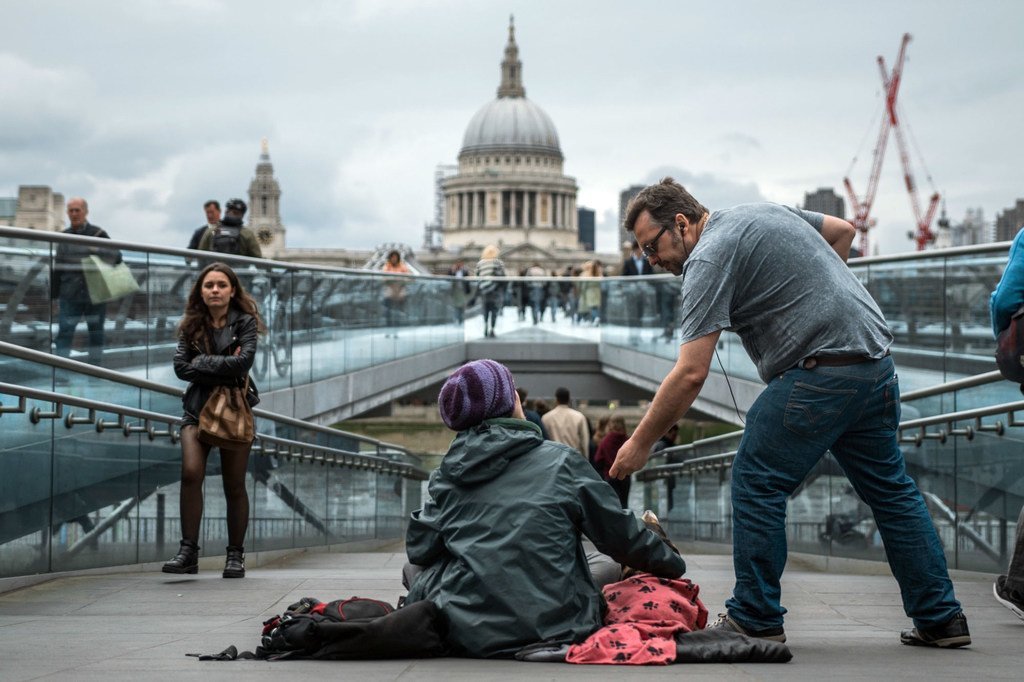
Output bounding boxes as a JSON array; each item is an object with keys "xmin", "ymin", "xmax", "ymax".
[{"xmin": 177, "ymin": 262, "xmax": 265, "ymax": 346}]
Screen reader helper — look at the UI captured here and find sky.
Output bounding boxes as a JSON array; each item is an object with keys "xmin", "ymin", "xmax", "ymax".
[{"xmin": 2, "ymin": 0, "xmax": 1022, "ymax": 256}]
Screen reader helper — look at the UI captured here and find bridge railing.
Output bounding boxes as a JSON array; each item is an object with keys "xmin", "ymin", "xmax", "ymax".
[
  {"xmin": 0, "ymin": 342, "xmax": 428, "ymax": 580},
  {"xmin": 640, "ymin": 370, "xmax": 1024, "ymax": 574},
  {"xmin": 0, "ymin": 227, "xmax": 464, "ymax": 397}
]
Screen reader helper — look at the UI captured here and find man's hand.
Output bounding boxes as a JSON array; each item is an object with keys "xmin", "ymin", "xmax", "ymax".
[{"xmin": 609, "ymin": 437, "xmax": 650, "ymax": 479}]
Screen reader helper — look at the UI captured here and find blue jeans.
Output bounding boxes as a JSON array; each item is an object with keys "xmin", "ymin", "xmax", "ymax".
[
  {"xmin": 725, "ymin": 356, "xmax": 961, "ymax": 630},
  {"xmin": 55, "ymin": 297, "xmax": 107, "ymax": 365}
]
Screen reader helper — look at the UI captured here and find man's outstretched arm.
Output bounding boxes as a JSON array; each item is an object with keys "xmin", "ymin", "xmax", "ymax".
[{"xmin": 609, "ymin": 330, "xmax": 720, "ymax": 479}]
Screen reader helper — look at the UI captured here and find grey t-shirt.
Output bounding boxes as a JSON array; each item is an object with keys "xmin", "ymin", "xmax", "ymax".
[{"xmin": 678, "ymin": 203, "xmax": 892, "ymax": 382}]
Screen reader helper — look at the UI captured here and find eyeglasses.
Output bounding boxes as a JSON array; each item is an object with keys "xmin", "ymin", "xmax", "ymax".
[{"xmin": 640, "ymin": 224, "xmax": 671, "ymax": 259}]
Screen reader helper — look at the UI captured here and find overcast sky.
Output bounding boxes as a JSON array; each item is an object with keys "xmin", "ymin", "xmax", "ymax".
[{"xmin": 3, "ymin": 0, "xmax": 1021, "ymax": 256}]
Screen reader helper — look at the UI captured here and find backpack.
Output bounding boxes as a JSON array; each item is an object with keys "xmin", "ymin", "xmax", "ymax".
[
  {"xmin": 996, "ymin": 305, "xmax": 1024, "ymax": 383},
  {"xmin": 255, "ymin": 596, "xmax": 445, "ymax": 660},
  {"xmin": 210, "ymin": 225, "xmax": 242, "ymax": 255}
]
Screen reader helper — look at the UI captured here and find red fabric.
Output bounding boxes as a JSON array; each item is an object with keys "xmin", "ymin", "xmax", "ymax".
[
  {"xmin": 566, "ymin": 574, "xmax": 708, "ymax": 665},
  {"xmin": 592, "ymin": 431, "xmax": 627, "ymax": 479}
]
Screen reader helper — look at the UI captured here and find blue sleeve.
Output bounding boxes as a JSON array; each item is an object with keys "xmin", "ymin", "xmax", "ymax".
[{"xmin": 991, "ymin": 227, "xmax": 1024, "ymax": 337}]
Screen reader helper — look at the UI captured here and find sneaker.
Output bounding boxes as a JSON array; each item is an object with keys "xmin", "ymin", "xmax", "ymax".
[
  {"xmin": 706, "ymin": 613, "xmax": 786, "ymax": 643},
  {"xmin": 900, "ymin": 612, "xmax": 971, "ymax": 648},
  {"xmin": 993, "ymin": 575, "xmax": 1024, "ymax": 621}
]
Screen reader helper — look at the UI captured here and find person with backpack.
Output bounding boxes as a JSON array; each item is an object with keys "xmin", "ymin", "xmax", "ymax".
[
  {"xmin": 989, "ymin": 226, "xmax": 1024, "ymax": 621},
  {"xmin": 404, "ymin": 359, "xmax": 685, "ymax": 658},
  {"xmin": 197, "ymin": 198, "xmax": 262, "ymax": 258},
  {"xmin": 474, "ymin": 245, "xmax": 505, "ymax": 338}
]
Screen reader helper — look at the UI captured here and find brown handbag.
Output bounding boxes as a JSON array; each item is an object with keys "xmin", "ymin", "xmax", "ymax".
[{"xmin": 197, "ymin": 376, "xmax": 255, "ymax": 449}]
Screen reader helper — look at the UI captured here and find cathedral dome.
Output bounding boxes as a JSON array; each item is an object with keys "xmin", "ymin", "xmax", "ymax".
[
  {"xmin": 458, "ymin": 16, "xmax": 562, "ymax": 159},
  {"xmin": 460, "ymin": 97, "xmax": 561, "ymax": 156}
]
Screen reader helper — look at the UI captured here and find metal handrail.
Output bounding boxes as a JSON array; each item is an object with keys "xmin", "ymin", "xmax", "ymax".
[
  {"xmin": 651, "ymin": 369, "xmax": 1014, "ymax": 464},
  {"xmin": 0, "ymin": 340, "xmax": 418, "ymax": 459},
  {"xmin": 636, "ymin": 399, "xmax": 1024, "ymax": 482},
  {"xmin": 900, "ymin": 370, "xmax": 1004, "ymax": 401},
  {"xmin": 3, "ymin": 224, "xmax": 1010, "ymax": 278},
  {"xmin": 0, "ymin": 381, "xmax": 428, "ymax": 480}
]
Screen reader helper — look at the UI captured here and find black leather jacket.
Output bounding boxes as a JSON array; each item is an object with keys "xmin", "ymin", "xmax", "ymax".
[{"xmin": 173, "ymin": 308, "xmax": 260, "ymax": 417}]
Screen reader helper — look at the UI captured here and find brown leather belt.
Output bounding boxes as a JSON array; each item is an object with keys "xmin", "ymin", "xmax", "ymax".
[{"xmin": 800, "ymin": 354, "xmax": 873, "ymax": 369}]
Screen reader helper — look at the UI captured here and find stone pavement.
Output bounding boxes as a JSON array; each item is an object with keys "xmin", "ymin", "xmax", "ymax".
[{"xmin": 0, "ymin": 546, "xmax": 1020, "ymax": 681}]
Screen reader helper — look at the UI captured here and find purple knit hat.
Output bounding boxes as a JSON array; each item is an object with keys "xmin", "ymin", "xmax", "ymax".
[{"xmin": 438, "ymin": 359, "xmax": 516, "ymax": 430}]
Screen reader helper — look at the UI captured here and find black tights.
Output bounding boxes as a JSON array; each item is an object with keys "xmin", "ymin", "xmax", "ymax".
[{"xmin": 178, "ymin": 426, "xmax": 251, "ymax": 548}]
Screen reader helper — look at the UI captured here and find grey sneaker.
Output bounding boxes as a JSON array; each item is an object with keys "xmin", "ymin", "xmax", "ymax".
[
  {"xmin": 706, "ymin": 612, "xmax": 786, "ymax": 643},
  {"xmin": 993, "ymin": 576, "xmax": 1024, "ymax": 621},
  {"xmin": 900, "ymin": 612, "xmax": 971, "ymax": 648}
]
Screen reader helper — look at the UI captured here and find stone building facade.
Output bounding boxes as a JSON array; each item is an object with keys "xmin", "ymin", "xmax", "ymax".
[{"xmin": 0, "ymin": 186, "xmax": 65, "ymax": 231}]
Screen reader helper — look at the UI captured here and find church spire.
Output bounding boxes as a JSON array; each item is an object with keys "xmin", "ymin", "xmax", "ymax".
[{"xmin": 497, "ymin": 14, "xmax": 525, "ymax": 98}]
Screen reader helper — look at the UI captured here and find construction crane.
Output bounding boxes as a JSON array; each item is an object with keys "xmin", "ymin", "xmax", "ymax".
[{"xmin": 843, "ymin": 33, "xmax": 940, "ymax": 254}]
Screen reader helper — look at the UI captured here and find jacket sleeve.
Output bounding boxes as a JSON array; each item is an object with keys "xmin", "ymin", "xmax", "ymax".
[
  {"xmin": 187, "ymin": 316, "xmax": 258, "ymax": 381},
  {"xmin": 406, "ymin": 496, "xmax": 449, "ymax": 566},
  {"xmin": 241, "ymin": 230, "xmax": 263, "ymax": 258},
  {"xmin": 173, "ymin": 335, "xmax": 210, "ymax": 384},
  {"xmin": 570, "ymin": 455, "xmax": 685, "ymax": 578},
  {"xmin": 991, "ymin": 228, "xmax": 1024, "ymax": 337}
]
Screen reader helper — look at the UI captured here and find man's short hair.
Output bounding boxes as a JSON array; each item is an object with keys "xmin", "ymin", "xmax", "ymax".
[
  {"xmin": 204, "ymin": 200, "xmax": 220, "ymax": 211},
  {"xmin": 516, "ymin": 387, "xmax": 528, "ymax": 402},
  {"xmin": 624, "ymin": 177, "xmax": 708, "ymax": 234},
  {"xmin": 555, "ymin": 387, "xmax": 570, "ymax": 405}
]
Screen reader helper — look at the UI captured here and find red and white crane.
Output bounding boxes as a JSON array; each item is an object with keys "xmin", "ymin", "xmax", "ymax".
[{"xmin": 843, "ymin": 33, "xmax": 940, "ymax": 254}]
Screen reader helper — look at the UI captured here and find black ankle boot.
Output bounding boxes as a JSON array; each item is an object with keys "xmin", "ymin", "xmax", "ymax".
[
  {"xmin": 223, "ymin": 546, "xmax": 245, "ymax": 578},
  {"xmin": 162, "ymin": 539, "xmax": 199, "ymax": 574}
]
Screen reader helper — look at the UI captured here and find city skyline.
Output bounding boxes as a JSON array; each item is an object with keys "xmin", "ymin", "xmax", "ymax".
[{"xmin": 2, "ymin": 0, "xmax": 1021, "ymax": 255}]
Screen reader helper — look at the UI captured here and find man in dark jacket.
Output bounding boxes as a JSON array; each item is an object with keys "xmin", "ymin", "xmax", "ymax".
[
  {"xmin": 405, "ymin": 359, "xmax": 685, "ymax": 659},
  {"xmin": 51, "ymin": 197, "xmax": 122, "ymax": 365},
  {"xmin": 187, "ymin": 200, "xmax": 221, "ymax": 251},
  {"xmin": 621, "ymin": 241, "xmax": 655, "ymax": 344}
]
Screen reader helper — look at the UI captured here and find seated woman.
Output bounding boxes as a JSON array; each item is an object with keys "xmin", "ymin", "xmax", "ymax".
[{"xmin": 404, "ymin": 359, "xmax": 685, "ymax": 658}]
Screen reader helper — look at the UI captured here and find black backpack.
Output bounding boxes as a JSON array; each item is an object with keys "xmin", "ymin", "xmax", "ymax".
[
  {"xmin": 210, "ymin": 225, "xmax": 242, "ymax": 255},
  {"xmin": 257, "ymin": 597, "xmax": 445, "ymax": 660},
  {"xmin": 996, "ymin": 306, "xmax": 1024, "ymax": 384}
]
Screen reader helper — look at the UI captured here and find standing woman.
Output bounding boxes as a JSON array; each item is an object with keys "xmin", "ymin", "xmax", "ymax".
[
  {"xmin": 578, "ymin": 260, "xmax": 603, "ymax": 325},
  {"xmin": 475, "ymin": 245, "xmax": 506, "ymax": 338},
  {"xmin": 163, "ymin": 263, "xmax": 264, "ymax": 577}
]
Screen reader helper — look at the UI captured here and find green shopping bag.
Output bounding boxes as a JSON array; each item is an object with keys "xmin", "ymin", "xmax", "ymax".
[{"xmin": 81, "ymin": 254, "xmax": 140, "ymax": 304}]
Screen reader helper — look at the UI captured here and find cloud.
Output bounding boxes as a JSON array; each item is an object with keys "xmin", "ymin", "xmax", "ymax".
[{"xmin": 643, "ymin": 167, "xmax": 766, "ymax": 211}]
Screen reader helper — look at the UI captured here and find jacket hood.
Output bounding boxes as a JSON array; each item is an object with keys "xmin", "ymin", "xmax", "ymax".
[{"xmin": 439, "ymin": 418, "xmax": 543, "ymax": 485}]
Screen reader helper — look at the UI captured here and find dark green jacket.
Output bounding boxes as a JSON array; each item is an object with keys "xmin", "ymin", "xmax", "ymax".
[{"xmin": 405, "ymin": 418, "xmax": 685, "ymax": 658}]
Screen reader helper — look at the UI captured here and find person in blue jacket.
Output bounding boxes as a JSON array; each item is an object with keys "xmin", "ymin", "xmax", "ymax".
[
  {"xmin": 989, "ymin": 226, "xmax": 1024, "ymax": 622},
  {"xmin": 404, "ymin": 359, "xmax": 685, "ymax": 658}
]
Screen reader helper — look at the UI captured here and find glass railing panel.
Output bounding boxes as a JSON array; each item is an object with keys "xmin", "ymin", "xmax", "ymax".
[
  {"xmin": 335, "ymin": 469, "xmax": 377, "ymax": 542},
  {"xmin": 49, "ymin": 404, "xmax": 146, "ymax": 572},
  {"xmin": 948, "ymin": 428, "xmax": 1023, "ymax": 573},
  {"xmin": 137, "ymin": 439, "xmax": 185, "ymax": 564},
  {"xmin": 0, "ymin": 238, "xmax": 54, "ymax": 357},
  {"xmin": 290, "ymin": 453, "xmax": 330, "ymax": 549},
  {"xmin": 288, "ymin": 269, "xmax": 315, "ymax": 387},
  {"xmin": 376, "ymin": 471, "xmax": 405, "ymax": 539},
  {"xmin": 0, "ymin": 396, "xmax": 55, "ymax": 577},
  {"xmin": 248, "ymin": 265, "xmax": 296, "ymax": 393},
  {"xmin": 249, "ymin": 452, "xmax": 297, "ymax": 552},
  {"xmin": 142, "ymin": 254, "xmax": 193, "ymax": 388}
]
